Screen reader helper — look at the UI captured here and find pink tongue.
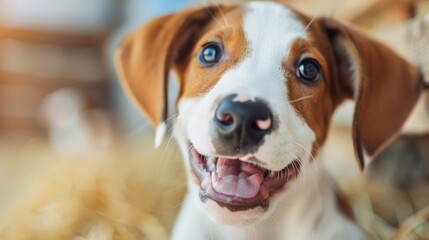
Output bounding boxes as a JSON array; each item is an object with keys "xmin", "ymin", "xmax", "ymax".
[{"xmin": 212, "ymin": 158, "xmax": 264, "ymax": 199}]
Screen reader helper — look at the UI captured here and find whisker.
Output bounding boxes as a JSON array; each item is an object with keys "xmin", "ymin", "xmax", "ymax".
[
  {"xmin": 212, "ymin": 0, "xmax": 231, "ymax": 29},
  {"xmin": 164, "ymin": 123, "xmax": 177, "ymax": 149},
  {"xmin": 156, "ymin": 112, "xmax": 179, "ymax": 166},
  {"xmin": 294, "ymin": 158, "xmax": 306, "ymax": 187},
  {"xmin": 289, "ymin": 151, "xmax": 304, "ymax": 182},
  {"xmin": 292, "ymin": 161, "xmax": 300, "ymax": 190},
  {"xmin": 159, "ymin": 137, "xmax": 173, "ymax": 172},
  {"xmin": 174, "ymin": 201, "xmax": 185, "ymax": 210},
  {"xmin": 158, "ymin": 112, "xmax": 178, "ymax": 129},
  {"xmin": 302, "ymin": 7, "xmax": 320, "ymax": 34},
  {"xmin": 125, "ymin": 122, "xmax": 150, "ymax": 139},
  {"xmin": 287, "ymin": 95, "xmax": 314, "ymax": 104},
  {"xmin": 200, "ymin": 0, "xmax": 228, "ymax": 29},
  {"xmin": 286, "ymin": 163, "xmax": 291, "ymax": 183},
  {"xmin": 293, "ymin": 141, "xmax": 317, "ymax": 163}
]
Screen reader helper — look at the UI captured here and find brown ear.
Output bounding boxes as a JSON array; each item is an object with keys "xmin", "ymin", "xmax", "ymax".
[
  {"xmin": 115, "ymin": 7, "xmax": 218, "ymax": 128},
  {"xmin": 322, "ymin": 18, "xmax": 424, "ymax": 169}
]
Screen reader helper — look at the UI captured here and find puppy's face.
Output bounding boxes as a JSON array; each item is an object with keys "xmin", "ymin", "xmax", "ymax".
[
  {"xmin": 174, "ymin": 3, "xmax": 334, "ymax": 223},
  {"xmin": 116, "ymin": 2, "xmax": 422, "ymax": 226}
]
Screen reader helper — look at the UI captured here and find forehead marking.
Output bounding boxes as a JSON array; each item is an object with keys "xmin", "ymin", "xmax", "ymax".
[
  {"xmin": 244, "ymin": 2, "xmax": 307, "ymax": 70},
  {"xmin": 230, "ymin": 2, "xmax": 307, "ymax": 102}
]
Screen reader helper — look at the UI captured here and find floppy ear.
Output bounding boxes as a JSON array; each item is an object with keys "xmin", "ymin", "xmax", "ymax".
[
  {"xmin": 321, "ymin": 18, "xmax": 424, "ymax": 169},
  {"xmin": 115, "ymin": 7, "xmax": 217, "ymax": 146}
]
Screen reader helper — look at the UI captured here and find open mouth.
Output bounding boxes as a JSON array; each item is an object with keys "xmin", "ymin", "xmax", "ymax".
[{"xmin": 189, "ymin": 145, "xmax": 300, "ymax": 212}]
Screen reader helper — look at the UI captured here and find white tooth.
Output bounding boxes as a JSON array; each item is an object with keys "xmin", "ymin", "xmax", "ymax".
[
  {"xmin": 207, "ymin": 156, "xmax": 216, "ymax": 172},
  {"xmin": 268, "ymin": 171, "xmax": 277, "ymax": 178},
  {"xmin": 211, "ymin": 172, "xmax": 217, "ymax": 188}
]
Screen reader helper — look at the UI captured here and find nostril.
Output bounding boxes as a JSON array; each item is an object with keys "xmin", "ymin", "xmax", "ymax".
[
  {"xmin": 218, "ymin": 113, "xmax": 234, "ymax": 126},
  {"xmin": 255, "ymin": 118, "xmax": 272, "ymax": 131},
  {"xmin": 250, "ymin": 117, "xmax": 272, "ymax": 132}
]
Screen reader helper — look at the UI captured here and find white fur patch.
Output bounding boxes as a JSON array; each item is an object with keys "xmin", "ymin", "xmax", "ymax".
[
  {"xmin": 154, "ymin": 122, "xmax": 167, "ymax": 148},
  {"xmin": 232, "ymin": 93, "xmax": 254, "ymax": 103}
]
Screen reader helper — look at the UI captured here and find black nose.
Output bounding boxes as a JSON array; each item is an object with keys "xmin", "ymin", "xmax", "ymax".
[{"xmin": 214, "ymin": 94, "xmax": 273, "ymax": 151}]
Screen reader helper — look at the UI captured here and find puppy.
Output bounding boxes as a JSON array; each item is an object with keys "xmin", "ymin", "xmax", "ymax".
[{"xmin": 115, "ymin": 2, "xmax": 425, "ymax": 239}]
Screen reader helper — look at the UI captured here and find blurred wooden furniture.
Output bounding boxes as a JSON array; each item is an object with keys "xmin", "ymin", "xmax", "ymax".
[
  {"xmin": 285, "ymin": 0, "xmax": 427, "ymax": 26},
  {"xmin": 0, "ymin": 0, "xmax": 123, "ymax": 139},
  {"xmin": 0, "ymin": 27, "xmax": 112, "ymax": 139}
]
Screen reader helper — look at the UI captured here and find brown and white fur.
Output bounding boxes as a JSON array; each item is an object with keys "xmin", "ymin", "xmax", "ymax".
[{"xmin": 115, "ymin": 2, "xmax": 425, "ymax": 239}]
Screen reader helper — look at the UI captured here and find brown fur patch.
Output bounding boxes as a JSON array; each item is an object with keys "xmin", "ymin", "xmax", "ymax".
[
  {"xmin": 116, "ymin": 6, "xmax": 226, "ymax": 126},
  {"xmin": 175, "ymin": 7, "xmax": 248, "ymax": 99},
  {"xmin": 283, "ymin": 37, "xmax": 335, "ymax": 149},
  {"xmin": 321, "ymin": 18, "xmax": 422, "ymax": 169}
]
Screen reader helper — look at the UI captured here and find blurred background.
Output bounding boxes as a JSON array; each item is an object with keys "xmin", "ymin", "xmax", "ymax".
[
  {"xmin": 0, "ymin": 0, "xmax": 195, "ymax": 145},
  {"xmin": 0, "ymin": 0, "xmax": 427, "ymax": 239}
]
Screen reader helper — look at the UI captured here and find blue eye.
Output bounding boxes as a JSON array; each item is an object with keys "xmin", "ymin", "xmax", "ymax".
[
  {"xmin": 199, "ymin": 42, "xmax": 223, "ymax": 66},
  {"xmin": 296, "ymin": 59, "xmax": 320, "ymax": 83}
]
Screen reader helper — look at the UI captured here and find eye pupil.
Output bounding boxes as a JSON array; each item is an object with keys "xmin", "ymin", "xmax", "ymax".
[
  {"xmin": 297, "ymin": 59, "xmax": 320, "ymax": 82},
  {"xmin": 200, "ymin": 43, "xmax": 222, "ymax": 66}
]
